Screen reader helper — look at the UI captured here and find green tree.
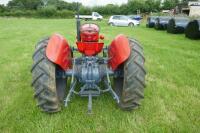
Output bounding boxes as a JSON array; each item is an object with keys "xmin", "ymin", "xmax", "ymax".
[
  {"xmin": 7, "ymin": 0, "xmax": 42, "ymax": 10},
  {"xmin": 126, "ymin": 0, "xmax": 144, "ymax": 14},
  {"xmin": 162, "ymin": 0, "xmax": 179, "ymax": 10},
  {"xmin": 0, "ymin": 4, "xmax": 7, "ymax": 12},
  {"xmin": 145, "ymin": 0, "xmax": 161, "ymax": 12}
]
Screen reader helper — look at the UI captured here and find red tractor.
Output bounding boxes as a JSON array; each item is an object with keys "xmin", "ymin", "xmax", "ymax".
[{"xmin": 31, "ymin": 9, "xmax": 146, "ymax": 113}]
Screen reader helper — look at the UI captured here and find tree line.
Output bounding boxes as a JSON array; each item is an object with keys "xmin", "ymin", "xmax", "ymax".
[{"xmin": 0, "ymin": 0, "xmax": 198, "ymax": 18}]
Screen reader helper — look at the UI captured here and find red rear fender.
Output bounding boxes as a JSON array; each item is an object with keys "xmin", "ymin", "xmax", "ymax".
[
  {"xmin": 46, "ymin": 34, "xmax": 72, "ymax": 70},
  {"xmin": 108, "ymin": 34, "xmax": 131, "ymax": 70}
]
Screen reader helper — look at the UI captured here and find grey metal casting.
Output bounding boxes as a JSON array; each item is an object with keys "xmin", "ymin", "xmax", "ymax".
[{"xmin": 64, "ymin": 53, "xmax": 120, "ymax": 114}]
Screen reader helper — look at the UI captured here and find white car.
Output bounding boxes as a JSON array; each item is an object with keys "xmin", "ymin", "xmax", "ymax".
[
  {"xmin": 75, "ymin": 12, "xmax": 103, "ymax": 21},
  {"xmin": 108, "ymin": 15, "xmax": 140, "ymax": 27}
]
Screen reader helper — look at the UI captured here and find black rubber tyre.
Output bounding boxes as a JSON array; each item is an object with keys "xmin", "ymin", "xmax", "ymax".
[
  {"xmin": 31, "ymin": 38, "xmax": 67, "ymax": 113},
  {"xmin": 129, "ymin": 23, "xmax": 134, "ymax": 27},
  {"xmin": 97, "ymin": 18, "xmax": 102, "ymax": 21},
  {"xmin": 109, "ymin": 22, "xmax": 114, "ymax": 27},
  {"xmin": 114, "ymin": 38, "xmax": 146, "ymax": 111}
]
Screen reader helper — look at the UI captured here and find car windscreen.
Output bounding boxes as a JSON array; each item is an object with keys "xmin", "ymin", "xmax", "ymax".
[
  {"xmin": 120, "ymin": 16, "xmax": 128, "ymax": 20},
  {"xmin": 94, "ymin": 12, "xmax": 100, "ymax": 17},
  {"xmin": 112, "ymin": 16, "xmax": 120, "ymax": 20}
]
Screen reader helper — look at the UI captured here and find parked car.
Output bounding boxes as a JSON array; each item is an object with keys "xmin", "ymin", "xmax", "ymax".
[
  {"xmin": 75, "ymin": 12, "xmax": 103, "ymax": 21},
  {"xmin": 108, "ymin": 15, "xmax": 140, "ymax": 27},
  {"xmin": 128, "ymin": 15, "xmax": 143, "ymax": 21}
]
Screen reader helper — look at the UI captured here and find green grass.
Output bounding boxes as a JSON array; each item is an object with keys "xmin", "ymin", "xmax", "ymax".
[{"xmin": 0, "ymin": 18, "xmax": 200, "ymax": 133}]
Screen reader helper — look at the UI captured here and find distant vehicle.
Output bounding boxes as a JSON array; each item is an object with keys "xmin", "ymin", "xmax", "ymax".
[
  {"xmin": 108, "ymin": 15, "xmax": 140, "ymax": 27},
  {"xmin": 75, "ymin": 12, "xmax": 103, "ymax": 21},
  {"xmin": 128, "ymin": 15, "xmax": 143, "ymax": 21},
  {"xmin": 162, "ymin": 10, "xmax": 170, "ymax": 13}
]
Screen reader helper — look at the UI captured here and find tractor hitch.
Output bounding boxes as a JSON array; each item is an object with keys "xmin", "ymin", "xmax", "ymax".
[{"xmin": 64, "ymin": 57, "xmax": 119, "ymax": 114}]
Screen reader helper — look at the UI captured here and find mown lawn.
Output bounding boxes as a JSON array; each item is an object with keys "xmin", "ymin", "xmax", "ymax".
[{"xmin": 0, "ymin": 18, "xmax": 199, "ymax": 133}]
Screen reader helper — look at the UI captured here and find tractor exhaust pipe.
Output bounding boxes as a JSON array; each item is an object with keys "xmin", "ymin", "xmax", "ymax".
[{"xmin": 76, "ymin": 2, "xmax": 81, "ymax": 42}]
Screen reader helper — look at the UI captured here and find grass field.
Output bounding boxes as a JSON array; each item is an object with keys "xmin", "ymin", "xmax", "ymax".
[{"xmin": 0, "ymin": 18, "xmax": 200, "ymax": 133}]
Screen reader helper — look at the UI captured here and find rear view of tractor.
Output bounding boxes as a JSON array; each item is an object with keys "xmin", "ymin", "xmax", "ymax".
[{"xmin": 31, "ymin": 6, "xmax": 146, "ymax": 113}]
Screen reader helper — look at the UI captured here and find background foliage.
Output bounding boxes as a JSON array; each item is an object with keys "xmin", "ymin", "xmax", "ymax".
[{"xmin": 0, "ymin": 0, "xmax": 199, "ymax": 18}]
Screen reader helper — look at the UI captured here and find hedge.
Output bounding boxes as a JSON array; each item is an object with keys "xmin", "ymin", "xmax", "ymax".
[{"xmin": 0, "ymin": 9, "xmax": 74, "ymax": 18}]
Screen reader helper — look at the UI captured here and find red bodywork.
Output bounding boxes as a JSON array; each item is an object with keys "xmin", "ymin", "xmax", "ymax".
[
  {"xmin": 77, "ymin": 24, "xmax": 104, "ymax": 56},
  {"xmin": 108, "ymin": 34, "xmax": 131, "ymax": 70},
  {"xmin": 46, "ymin": 34, "xmax": 72, "ymax": 70},
  {"xmin": 80, "ymin": 24, "xmax": 100, "ymax": 42},
  {"xmin": 45, "ymin": 26, "xmax": 131, "ymax": 71}
]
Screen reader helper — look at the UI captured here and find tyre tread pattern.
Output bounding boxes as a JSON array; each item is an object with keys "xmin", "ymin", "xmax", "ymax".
[
  {"xmin": 119, "ymin": 38, "xmax": 146, "ymax": 110},
  {"xmin": 31, "ymin": 38, "xmax": 60, "ymax": 113}
]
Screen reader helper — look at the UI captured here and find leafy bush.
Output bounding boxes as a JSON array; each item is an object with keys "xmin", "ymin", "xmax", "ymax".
[
  {"xmin": 0, "ymin": 10, "xmax": 36, "ymax": 17},
  {"xmin": 79, "ymin": 6, "xmax": 92, "ymax": 15},
  {"xmin": 0, "ymin": 0, "xmax": 181, "ymax": 18},
  {"xmin": 0, "ymin": 9, "xmax": 74, "ymax": 18},
  {"xmin": 55, "ymin": 10, "xmax": 74, "ymax": 18},
  {"xmin": 37, "ymin": 6, "xmax": 57, "ymax": 18},
  {"xmin": 0, "ymin": 5, "xmax": 7, "ymax": 13}
]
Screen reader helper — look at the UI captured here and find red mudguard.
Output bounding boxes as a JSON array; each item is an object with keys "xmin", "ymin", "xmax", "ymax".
[
  {"xmin": 46, "ymin": 34, "xmax": 72, "ymax": 70},
  {"xmin": 108, "ymin": 34, "xmax": 131, "ymax": 70}
]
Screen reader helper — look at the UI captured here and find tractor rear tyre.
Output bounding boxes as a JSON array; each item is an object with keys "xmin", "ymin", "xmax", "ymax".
[
  {"xmin": 114, "ymin": 38, "xmax": 146, "ymax": 111},
  {"xmin": 31, "ymin": 38, "xmax": 67, "ymax": 113}
]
